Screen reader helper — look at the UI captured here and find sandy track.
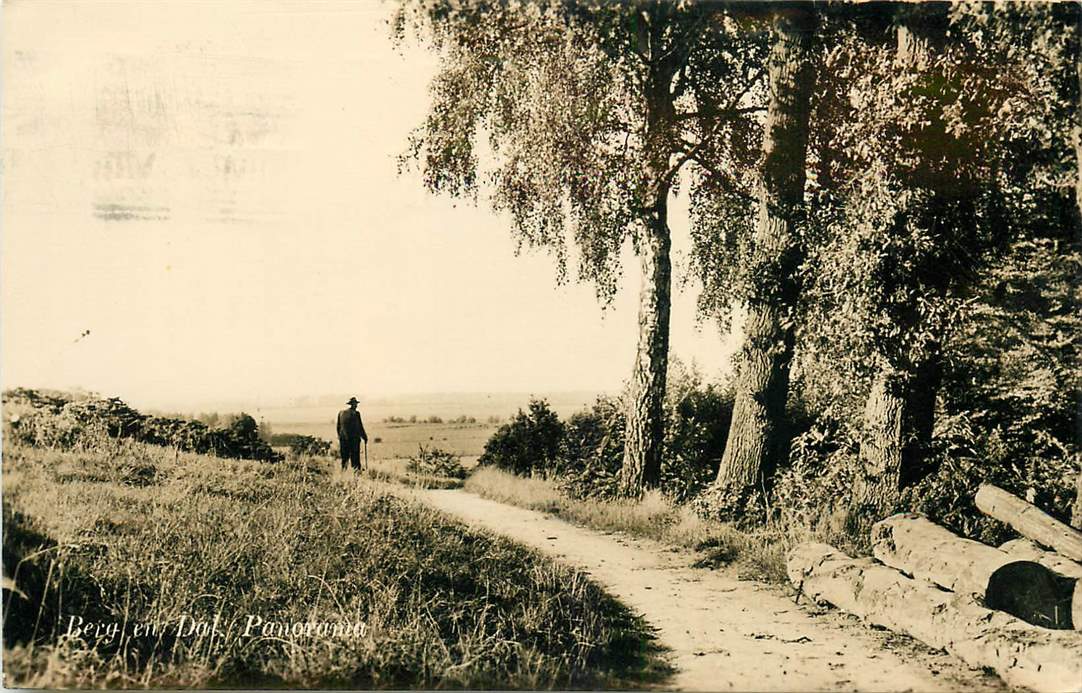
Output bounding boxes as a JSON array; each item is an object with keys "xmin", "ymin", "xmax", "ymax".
[{"xmin": 420, "ymin": 489, "xmax": 1003, "ymax": 692}]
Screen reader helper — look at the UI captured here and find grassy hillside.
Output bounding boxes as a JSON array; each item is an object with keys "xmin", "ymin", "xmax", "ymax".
[{"xmin": 1, "ymin": 440, "xmax": 667, "ymax": 689}]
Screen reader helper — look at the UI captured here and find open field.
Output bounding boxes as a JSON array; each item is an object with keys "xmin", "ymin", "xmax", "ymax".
[
  {"xmin": 1, "ymin": 439, "xmax": 667, "ymax": 689},
  {"xmin": 254, "ymin": 392, "xmax": 603, "ymax": 460},
  {"xmin": 274, "ymin": 420, "xmax": 497, "ymax": 462}
]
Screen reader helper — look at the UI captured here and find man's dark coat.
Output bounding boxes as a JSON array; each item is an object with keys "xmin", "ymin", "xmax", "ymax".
[{"xmin": 337, "ymin": 407, "xmax": 367, "ymax": 469}]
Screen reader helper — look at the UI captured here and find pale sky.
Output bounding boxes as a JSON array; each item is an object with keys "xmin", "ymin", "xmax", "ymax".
[{"xmin": 1, "ymin": 0, "xmax": 739, "ymax": 411}]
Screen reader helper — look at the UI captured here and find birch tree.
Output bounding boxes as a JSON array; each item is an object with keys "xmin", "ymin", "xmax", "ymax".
[{"xmin": 396, "ymin": 0, "xmax": 766, "ymax": 495}]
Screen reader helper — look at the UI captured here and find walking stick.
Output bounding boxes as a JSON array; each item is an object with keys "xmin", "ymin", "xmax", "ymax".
[{"xmin": 364, "ymin": 440, "xmax": 369, "ymax": 470}]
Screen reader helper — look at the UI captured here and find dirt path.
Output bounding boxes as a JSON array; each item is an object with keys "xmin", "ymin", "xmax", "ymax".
[{"xmin": 420, "ymin": 489, "xmax": 1003, "ymax": 692}]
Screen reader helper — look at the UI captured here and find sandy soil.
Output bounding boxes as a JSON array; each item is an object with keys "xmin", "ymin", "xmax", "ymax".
[{"xmin": 420, "ymin": 489, "xmax": 1005, "ymax": 692}]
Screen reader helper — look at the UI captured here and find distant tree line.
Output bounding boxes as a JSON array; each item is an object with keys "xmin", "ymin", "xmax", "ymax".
[
  {"xmin": 383, "ymin": 415, "xmax": 499, "ymax": 424},
  {"xmin": 399, "ymin": 1, "xmax": 1081, "ymax": 532}
]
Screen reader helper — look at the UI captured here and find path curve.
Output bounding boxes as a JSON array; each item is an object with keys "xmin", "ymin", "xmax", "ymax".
[{"xmin": 420, "ymin": 489, "xmax": 1003, "ymax": 692}]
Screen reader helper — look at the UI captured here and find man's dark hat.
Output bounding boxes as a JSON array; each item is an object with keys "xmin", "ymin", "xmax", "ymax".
[{"xmin": 347, "ymin": 396, "xmax": 359, "ymax": 405}]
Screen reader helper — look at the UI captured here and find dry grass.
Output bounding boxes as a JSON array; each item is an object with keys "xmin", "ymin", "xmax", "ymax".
[
  {"xmin": 353, "ymin": 456, "xmax": 465, "ymax": 489},
  {"xmin": 464, "ymin": 466, "xmax": 844, "ymax": 584},
  {"xmin": 2, "ymin": 441, "xmax": 668, "ymax": 689}
]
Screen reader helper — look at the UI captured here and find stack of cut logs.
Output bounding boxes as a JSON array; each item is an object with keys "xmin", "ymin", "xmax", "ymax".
[{"xmin": 788, "ymin": 483, "xmax": 1082, "ymax": 692}]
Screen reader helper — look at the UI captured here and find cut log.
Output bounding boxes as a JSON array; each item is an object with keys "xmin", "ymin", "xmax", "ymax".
[
  {"xmin": 1001, "ymin": 538, "xmax": 1082, "ymax": 580},
  {"xmin": 788, "ymin": 542, "xmax": 1082, "ymax": 692},
  {"xmin": 872, "ymin": 513, "xmax": 1012, "ymax": 594},
  {"xmin": 872, "ymin": 513, "xmax": 1077, "ymax": 629},
  {"xmin": 976, "ymin": 484, "xmax": 1082, "ymax": 562}
]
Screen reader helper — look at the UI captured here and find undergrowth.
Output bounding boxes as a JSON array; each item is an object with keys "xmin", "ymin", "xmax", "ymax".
[{"xmin": 465, "ymin": 466, "xmax": 866, "ymax": 584}]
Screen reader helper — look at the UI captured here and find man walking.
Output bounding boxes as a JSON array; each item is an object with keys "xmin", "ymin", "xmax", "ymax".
[{"xmin": 337, "ymin": 396, "xmax": 368, "ymax": 471}]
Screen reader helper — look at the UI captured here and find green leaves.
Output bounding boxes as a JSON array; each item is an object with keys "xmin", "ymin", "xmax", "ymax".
[{"xmin": 400, "ymin": 0, "xmax": 766, "ymax": 302}]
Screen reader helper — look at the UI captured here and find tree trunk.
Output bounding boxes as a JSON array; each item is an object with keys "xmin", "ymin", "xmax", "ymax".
[
  {"xmin": 852, "ymin": 353, "xmax": 942, "ymax": 514},
  {"xmin": 872, "ymin": 513, "xmax": 1077, "ymax": 629},
  {"xmin": 788, "ymin": 542, "xmax": 1082, "ymax": 692},
  {"xmin": 711, "ymin": 6, "xmax": 817, "ymax": 503},
  {"xmin": 851, "ymin": 9, "xmax": 948, "ymax": 517},
  {"xmin": 977, "ymin": 484, "xmax": 1082, "ymax": 563},
  {"xmin": 619, "ymin": 44, "xmax": 676, "ymax": 496},
  {"xmin": 619, "ymin": 206, "xmax": 671, "ymax": 495},
  {"xmin": 1073, "ymin": 53, "xmax": 1082, "ymax": 531}
]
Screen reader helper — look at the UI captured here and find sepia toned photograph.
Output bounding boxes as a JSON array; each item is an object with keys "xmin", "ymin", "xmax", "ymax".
[{"xmin": 2, "ymin": 0, "xmax": 1080, "ymax": 690}]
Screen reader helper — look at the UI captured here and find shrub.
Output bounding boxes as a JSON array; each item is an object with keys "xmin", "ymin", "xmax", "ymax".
[
  {"xmin": 659, "ymin": 366, "xmax": 733, "ymax": 504},
  {"xmin": 558, "ymin": 363, "xmax": 734, "ymax": 503},
  {"xmin": 901, "ymin": 409, "xmax": 1079, "ymax": 545},
  {"xmin": 477, "ymin": 399, "xmax": 564, "ymax": 476},
  {"xmin": 557, "ymin": 397, "xmax": 624, "ymax": 501},
  {"xmin": 2, "ymin": 390, "xmax": 282, "ymax": 462},
  {"xmin": 764, "ymin": 419, "xmax": 863, "ymax": 535},
  {"xmin": 269, "ymin": 433, "xmax": 332, "ymax": 457},
  {"xmin": 406, "ymin": 444, "xmax": 467, "ymax": 479}
]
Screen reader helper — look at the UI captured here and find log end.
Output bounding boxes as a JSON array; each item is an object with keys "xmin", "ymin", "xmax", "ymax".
[{"xmin": 986, "ymin": 561, "xmax": 1077, "ymax": 630}]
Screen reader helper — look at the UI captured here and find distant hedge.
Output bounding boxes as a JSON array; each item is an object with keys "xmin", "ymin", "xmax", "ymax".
[
  {"xmin": 3, "ymin": 388, "xmax": 283, "ymax": 462},
  {"xmin": 268, "ymin": 432, "xmax": 332, "ymax": 457}
]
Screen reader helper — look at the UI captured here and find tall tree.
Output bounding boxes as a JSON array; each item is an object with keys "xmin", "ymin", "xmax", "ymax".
[
  {"xmin": 848, "ymin": 4, "xmax": 953, "ymax": 514},
  {"xmin": 1069, "ymin": 16, "xmax": 1082, "ymax": 531},
  {"xmin": 795, "ymin": 2, "xmax": 1080, "ymax": 519},
  {"xmin": 395, "ymin": 0, "xmax": 766, "ymax": 495},
  {"xmin": 703, "ymin": 4, "xmax": 819, "ymax": 511}
]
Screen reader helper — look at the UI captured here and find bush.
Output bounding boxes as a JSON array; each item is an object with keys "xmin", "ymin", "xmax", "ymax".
[
  {"xmin": 477, "ymin": 399, "xmax": 564, "ymax": 476},
  {"xmin": 659, "ymin": 367, "xmax": 733, "ymax": 504},
  {"xmin": 900, "ymin": 409, "xmax": 1079, "ymax": 545},
  {"xmin": 764, "ymin": 419, "xmax": 863, "ymax": 533},
  {"xmin": 2, "ymin": 389, "xmax": 283, "ymax": 463},
  {"xmin": 559, "ymin": 364, "xmax": 734, "ymax": 503},
  {"xmin": 475, "ymin": 364, "xmax": 734, "ymax": 503},
  {"xmin": 406, "ymin": 444, "xmax": 467, "ymax": 479},
  {"xmin": 269, "ymin": 433, "xmax": 332, "ymax": 457},
  {"xmin": 557, "ymin": 397, "xmax": 624, "ymax": 501}
]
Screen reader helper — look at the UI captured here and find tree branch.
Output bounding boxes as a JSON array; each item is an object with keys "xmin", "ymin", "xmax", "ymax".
[
  {"xmin": 674, "ymin": 105, "xmax": 765, "ymax": 122},
  {"xmin": 673, "ymin": 141, "xmax": 757, "ymax": 205},
  {"xmin": 661, "ymin": 63, "xmax": 767, "ymax": 182}
]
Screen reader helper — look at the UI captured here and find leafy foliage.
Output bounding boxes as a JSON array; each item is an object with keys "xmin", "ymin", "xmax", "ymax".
[
  {"xmin": 407, "ymin": 444, "xmax": 468, "ymax": 479},
  {"xmin": 478, "ymin": 364, "xmax": 733, "ymax": 504},
  {"xmin": 901, "ymin": 237, "xmax": 1081, "ymax": 538},
  {"xmin": 477, "ymin": 399, "xmax": 565, "ymax": 475},
  {"xmin": 269, "ymin": 433, "xmax": 333, "ymax": 458},
  {"xmin": 396, "ymin": 0, "xmax": 768, "ymax": 302}
]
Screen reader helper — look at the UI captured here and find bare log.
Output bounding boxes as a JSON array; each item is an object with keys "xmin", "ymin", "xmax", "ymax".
[
  {"xmin": 788, "ymin": 542, "xmax": 1082, "ymax": 692},
  {"xmin": 873, "ymin": 514, "xmax": 1077, "ymax": 629},
  {"xmin": 872, "ymin": 513, "xmax": 1012, "ymax": 594},
  {"xmin": 1001, "ymin": 539, "xmax": 1082, "ymax": 580},
  {"xmin": 976, "ymin": 484, "xmax": 1082, "ymax": 562}
]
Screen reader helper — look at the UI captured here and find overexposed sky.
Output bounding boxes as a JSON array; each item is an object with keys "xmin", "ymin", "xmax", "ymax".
[{"xmin": 1, "ymin": 0, "xmax": 738, "ymax": 410}]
